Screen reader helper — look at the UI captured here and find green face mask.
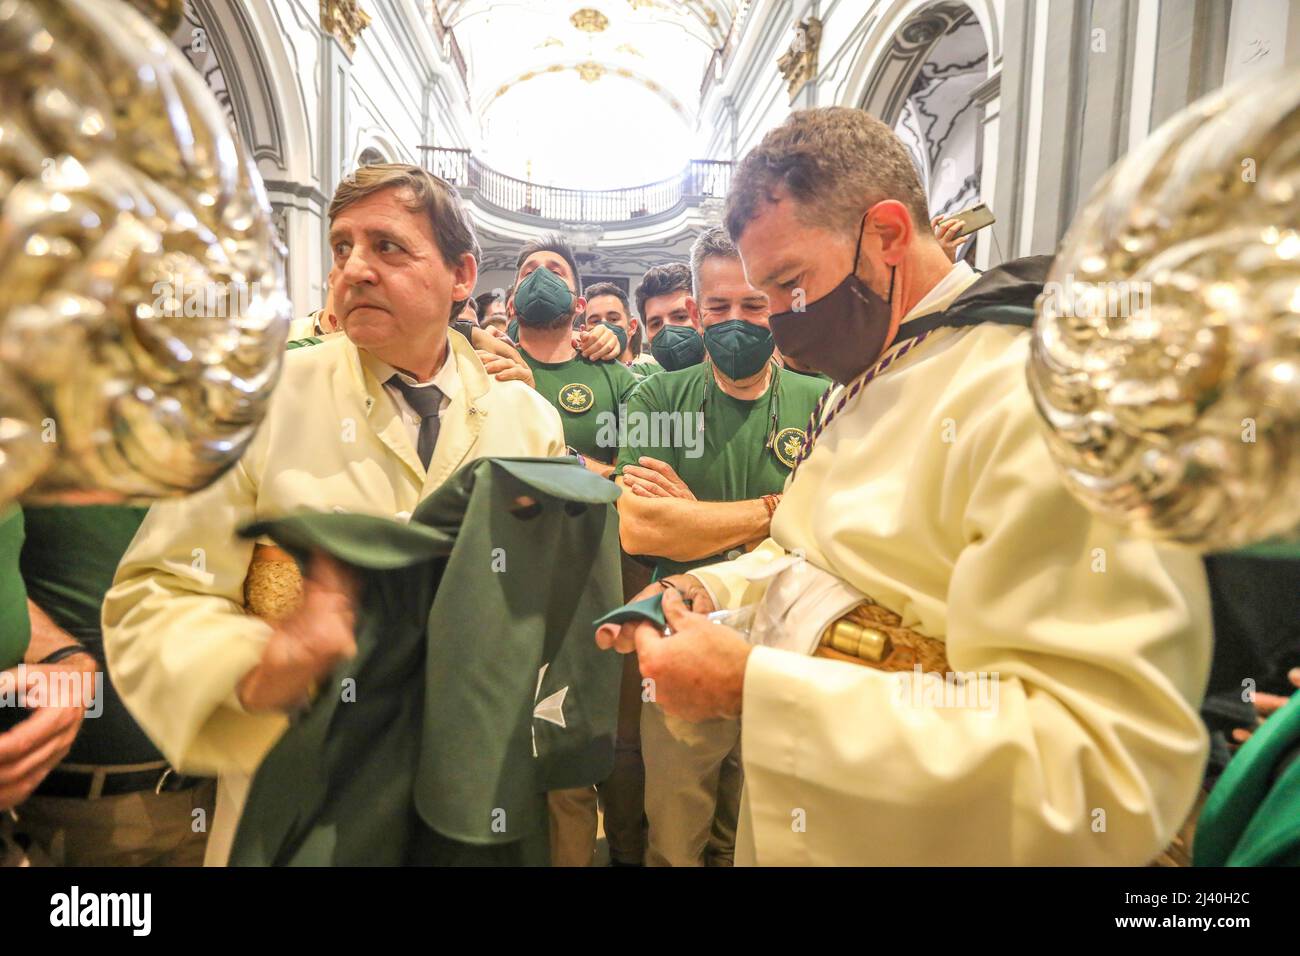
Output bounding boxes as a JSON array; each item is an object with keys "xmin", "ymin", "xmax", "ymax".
[
  {"xmin": 703, "ymin": 319, "xmax": 775, "ymax": 380},
  {"xmin": 514, "ymin": 266, "xmax": 575, "ymax": 328},
  {"xmin": 596, "ymin": 322, "xmax": 628, "ymax": 355},
  {"xmin": 650, "ymin": 324, "xmax": 705, "ymax": 371}
]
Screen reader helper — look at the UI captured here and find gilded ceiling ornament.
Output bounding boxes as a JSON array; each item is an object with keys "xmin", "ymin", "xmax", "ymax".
[
  {"xmin": 536, "ymin": 36, "xmax": 563, "ymax": 49},
  {"xmin": 776, "ymin": 17, "xmax": 822, "ymax": 101},
  {"xmin": 0, "ymin": 0, "xmax": 289, "ymax": 504},
  {"xmin": 576, "ymin": 61, "xmax": 605, "ymax": 83},
  {"xmin": 320, "ymin": 0, "xmax": 371, "ymax": 58},
  {"xmin": 1028, "ymin": 69, "xmax": 1300, "ymax": 550},
  {"xmin": 570, "ymin": 8, "xmax": 609, "ymax": 33},
  {"xmin": 615, "ymin": 43, "xmax": 643, "ymax": 57}
]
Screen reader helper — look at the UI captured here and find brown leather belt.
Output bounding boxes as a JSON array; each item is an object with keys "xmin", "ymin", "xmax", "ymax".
[
  {"xmin": 813, "ymin": 601, "xmax": 950, "ymax": 674},
  {"xmin": 34, "ymin": 761, "xmax": 208, "ymax": 800}
]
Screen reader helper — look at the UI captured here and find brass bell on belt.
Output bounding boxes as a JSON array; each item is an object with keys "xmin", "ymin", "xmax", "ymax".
[{"xmin": 820, "ymin": 618, "xmax": 892, "ymax": 663}]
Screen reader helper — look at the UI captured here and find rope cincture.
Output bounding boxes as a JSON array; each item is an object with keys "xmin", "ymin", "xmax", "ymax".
[{"xmin": 792, "ymin": 328, "xmax": 936, "ymax": 477}]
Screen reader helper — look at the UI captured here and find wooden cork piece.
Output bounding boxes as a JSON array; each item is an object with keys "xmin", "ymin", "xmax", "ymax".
[{"xmin": 243, "ymin": 545, "xmax": 304, "ymax": 623}]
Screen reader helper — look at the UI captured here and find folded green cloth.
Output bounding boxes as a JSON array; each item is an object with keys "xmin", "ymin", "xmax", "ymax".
[
  {"xmin": 1195, "ymin": 690, "xmax": 1300, "ymax": 866},
  {"xmin": 229, "ymin": 457, "xmax": 624, "ymax": 866},
  {"xmin": 593, "ymin": 592, "xmax": 666, "ymax": 630}
]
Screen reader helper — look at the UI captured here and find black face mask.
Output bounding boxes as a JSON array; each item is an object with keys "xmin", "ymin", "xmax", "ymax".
[{"xmin": 767, "ymin": 213, "xmax": 896, "ymax": 386}]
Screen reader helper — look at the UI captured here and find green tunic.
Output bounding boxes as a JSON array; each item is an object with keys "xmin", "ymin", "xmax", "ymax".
[
  {"xmin": 19, "ymin": 505, "xmax": 164, "ymax": 764},
  {"xmin": 521, "ymin": 350, "xmax": 639, "ymax": 464},
  {"xmin": 629, "ymin": 358, "xmax": 663, "ymax": 380},
  {"xmin": 228, "ymin": 457, "xmax": 624, "ymax": 866},
  {"xmin": 614, "ymin": 361, "xmax": 826, "ymax": 579},
  {"xmin": 0, "ymin": 506, "xmax": 30, "ymax": 670}
]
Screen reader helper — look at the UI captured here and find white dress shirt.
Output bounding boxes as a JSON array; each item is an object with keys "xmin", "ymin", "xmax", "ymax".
[{"xmin": 366, "ymin": 340, "xmax": 460, "ymax": 455}]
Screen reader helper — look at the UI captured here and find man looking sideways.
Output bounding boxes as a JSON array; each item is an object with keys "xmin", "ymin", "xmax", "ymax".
[{"xmin": 103, "ymin": 164, "xmax": 567, "ymax": 865}]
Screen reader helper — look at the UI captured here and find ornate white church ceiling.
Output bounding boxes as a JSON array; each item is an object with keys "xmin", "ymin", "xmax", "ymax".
[{"xmin": 432, "ymin": 1, "xmax": 736, "ymax": 188}]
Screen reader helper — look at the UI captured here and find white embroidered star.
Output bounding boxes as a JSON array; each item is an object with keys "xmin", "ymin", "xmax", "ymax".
[{"xmin": 531, "ymin": 663, "xmax": 569, "ymax": 757}]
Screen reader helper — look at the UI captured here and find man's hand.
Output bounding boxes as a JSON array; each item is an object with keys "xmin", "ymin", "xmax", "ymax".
[
  {"xmin": 0, "ymin": 652, "xmax": 98, "ymax": 810},
  {"xmin": 582, "ymin": 458, "xmax": 616, "ymax": 479},
  {"xmin": 470, "ymin": 326, "xmax": 536, "ymax": 388},
  {"xmin": 623, "ymin": 588, "xmax": 751, "ymax": 721},
  {"xmin": 1232, "ymin": 667, "xmax": 1300, "ymax": 744},
  {"xmin": 622, "ymin": 457, "xmax": 697, "ymax": 500},
  {"xmin": 932, "ymin": 216, "xmax": 964, "ymax": 263},
  {"xmin": 574, "ymin": 324, "xmax": 621, "ymax": 361},
  {"xmin": 476, "ymin": 350, "xmax": 535, "ymax": 388},
  {"xmin": 596, "ymin": 575, "xmax": 716, "ymax": 654},
  {"xmin": 237, "ymin": 553, "xmax": 359, "ymax": 714}
]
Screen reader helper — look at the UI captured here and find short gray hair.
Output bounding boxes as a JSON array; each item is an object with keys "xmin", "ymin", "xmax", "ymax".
[
  {"xmin": 689, "ymin": 225, "xmax": 740, "ymax": 298},
  {"xmin": 725, "ymin": 107, "xmax": 931, "ymax": 242}
]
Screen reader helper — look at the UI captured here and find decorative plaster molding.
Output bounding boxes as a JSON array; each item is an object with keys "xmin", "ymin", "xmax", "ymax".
[{"xmin": 970, "ymin": 69, "xmax": 1001, "ymax": 107}]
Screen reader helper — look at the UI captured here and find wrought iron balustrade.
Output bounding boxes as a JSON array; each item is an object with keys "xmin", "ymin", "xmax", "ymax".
[{"xmin": 420, "ymin": 148, "xmax": 732, "ymax": 225}]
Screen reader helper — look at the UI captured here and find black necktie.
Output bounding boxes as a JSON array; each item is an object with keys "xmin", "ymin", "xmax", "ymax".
[{"xmin": 386, "ymin": 374, "xmax": 443, "ymax": 469}]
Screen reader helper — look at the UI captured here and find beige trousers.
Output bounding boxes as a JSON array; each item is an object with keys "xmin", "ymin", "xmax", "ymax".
[
  {"xmin": 548, "ymin": 652, "xmax": 648, "ymax": 865},
  {"xmin": 641, "ymin": 702, "xmax": 742, "ymax": 867},
  {"xmin": 15, "ymin": 779, "xmax": 216, "ymax": 867}
]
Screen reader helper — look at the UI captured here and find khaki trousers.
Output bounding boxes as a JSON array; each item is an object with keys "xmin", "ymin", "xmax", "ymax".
[
  {"xmin": 548, "ymin": 652, "xmax": 648, "ymax": 865},
  {"xmin": 641, "ymin": 702, "xmax": 742, "ymax": 867},
  {"xmin": 14, "ymin": 779, "xmax": 216, "ymax": 867},
  {"xmin": 547, "ymin": 785, "xmax": 599, "ymax": 866}
]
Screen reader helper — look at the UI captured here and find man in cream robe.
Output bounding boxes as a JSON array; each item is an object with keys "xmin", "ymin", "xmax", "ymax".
[
  {"xmin": 691, "ymin": 281, "xmax": 1209, "ymax": 866},
  {"xmin": 103, "ymin": 165, "xmax": 566, "ymax": 864},
  {"xmin": 597, "ymin": 108, "xmax": 1211, "ymax": 866},
  {"xmin": 103, "ymin": 330, "xmax": 564, "ymax": 864}
]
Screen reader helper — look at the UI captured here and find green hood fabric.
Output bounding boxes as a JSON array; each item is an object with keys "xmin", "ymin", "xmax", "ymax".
[
  {"xmin": 228, "ymin": 457, "xmax": 623, "ymax": 866},
  {"xmin": 593, "ymin": 592, "xmax": 667, "ymax": 630},
  {"xmin": 1194, "ymin": 690, "xmax": 1300, "ymax": 867},
  {"xmin": 0, "ymin": 506, "xmax": 29, "ymax": 671}
]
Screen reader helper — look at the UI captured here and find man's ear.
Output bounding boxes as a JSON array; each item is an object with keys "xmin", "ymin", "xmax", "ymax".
[
  {"xmin": 686, "ymin": 296, "xmax": 701, "ymax": 331},
  {"xmin": 450, "ymin": 253, "xmax": 478, "ymax": 304},
  {"xmin": 573, "ymin": 295, "xmax": 587, "ymax": 315},
  {"xmin": 868, "ymin": 200, "xmax": 916, "ymax": 267},
  {"xmin": 629, "ymin": 316, "xmax": 639, "ymax": 338}
]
